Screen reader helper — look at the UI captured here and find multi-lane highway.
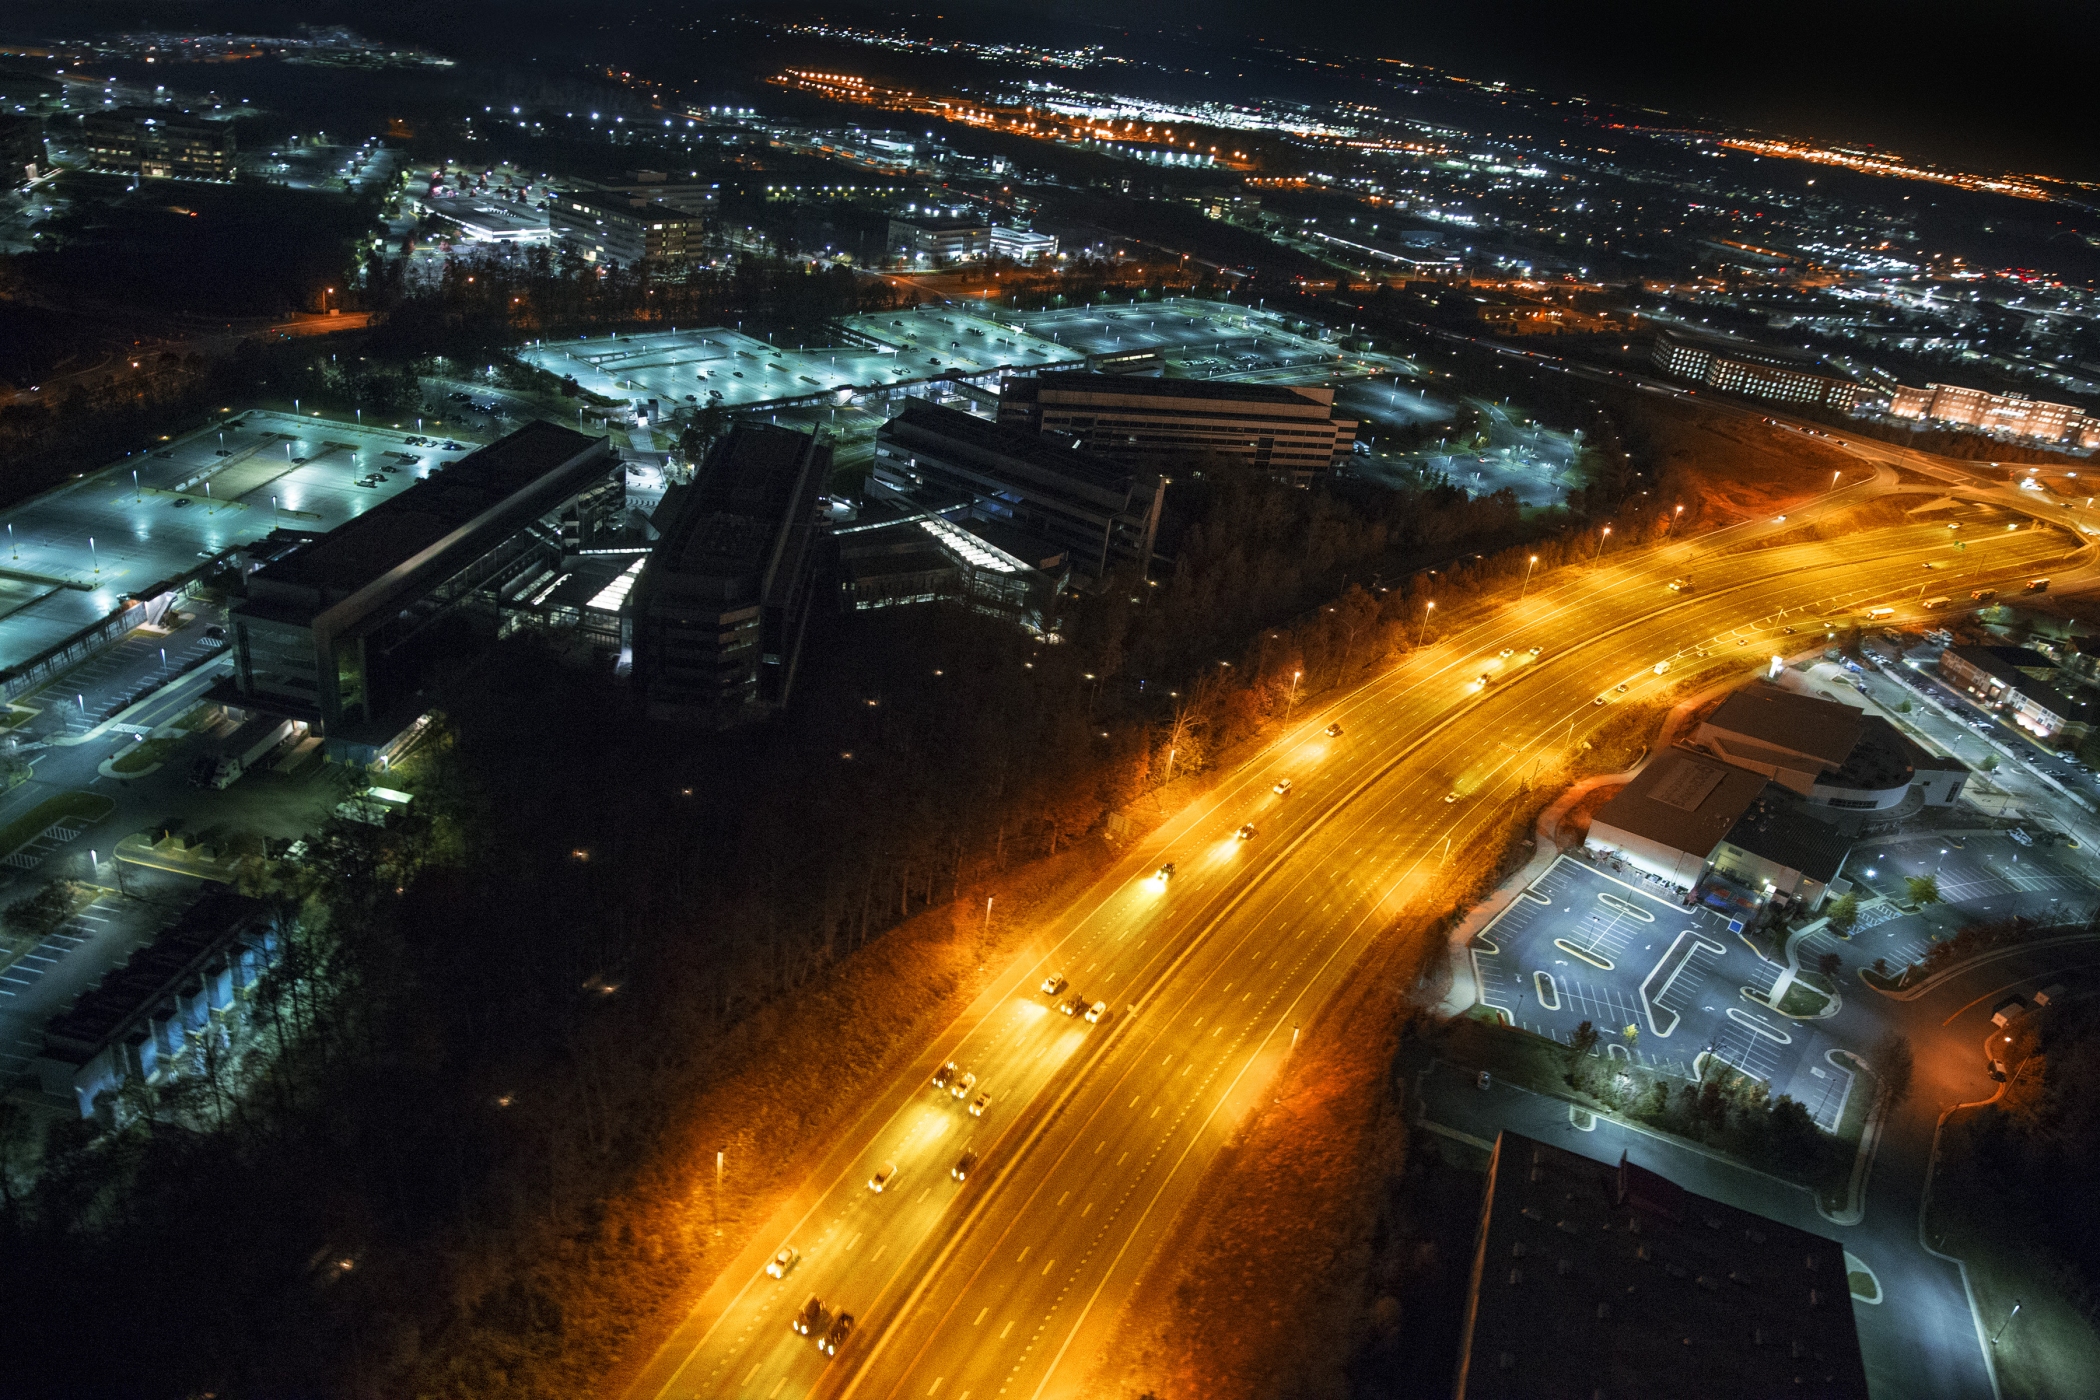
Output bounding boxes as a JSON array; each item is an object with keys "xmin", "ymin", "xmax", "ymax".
[{"xmin": 625, "ymin": 473, "xmax": 2087, "ymax": 1400}]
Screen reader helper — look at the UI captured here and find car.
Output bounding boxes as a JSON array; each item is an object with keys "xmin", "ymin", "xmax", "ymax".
[
  {"xmin": 1156, "ymin": 861, "xmax": 1176, "ymax": 882},
  {"xmin": 171, "ymin": 496, "xmax": 192, "ymax": 508},
  {"xmin": 214, "ymin": 448, "xmax": 232, "ymax": 457},
  {"xmin": 1528, "ymin": 646, "xmax": 1542, "ymax": 656},
  {"xmin": 1991, "ymin": 996, "xmax": 2028, "ymax": 1028},
  {"xmin": 952, "ymin": 1150, "xmax": 979, "ymax": 1182},
  {"xmin": 1773, "ymin": 515, "xmax": 1787, "ymax": 523},
  {"xmin": 202, "ymin": 625, "xmax": 226, "ymax": 641},
  {"xmin": 1060, "ymin": 994, "xmax": 1086, "ymax": 1017},
  {"xmin": 1593, "ymin": 695, "xmax": 1607, "ymax": 706},
  {"xmin": 1443, "ymin": 791, "xmax": 1460, "ymax": 803},
  {"xmin": 952, "ymin": 1071, "xmax": 977, "ymax": 1100},
  {"xmin": 970, "ymin": 1089, "xmax": 992, "ymax": 1115},
  {"xmin": 1041, "ymin": 973, "xmax": 1067, "ymax": 996},
  {"xmin": 1324, "ymin": 722, "xmax": 1343, "ymax": 737},
  {"xmin": 766, "ymin": 1246, "xmax": 799, "ymax": 1278},
  {"xmin": 154, "ymin": 450, "xmax": 174, "ymax": 458},
  {"xmin": 1237, "ymin": 823, "xmax": 1256, "ymax": 840},
  {"xmin": 1273, "ymin": 778, "xmax": 1292, "ymax": 796},
  {"xmin": 1498, "ymin": 648, "xmax": 1514, "ymax": 659},
  {"xmin": 1614, "ymin": 682, "xmax": 1629, "ymax": 694},
  {"xmin": 1972, "ymin": 589, "xmax": 1998, "ymax": 601},
  {"xmin": 1475, "ymin": 1070, "xmax": 1492, "ymax": 1090},
  {"xmin": 819, "ymin": 1313, "xmax": 856, "ymax": 1356},
  {"xmin": 868, "ymin": 1162, "xmax": 897, "ymax": 1192},
  {"xmin": 931, "ymin": 1062, "xmax": 958, "ymax": 1091},
  {"xmin": 793, "ymin": 1295, "xmax": 828, "ymax": 1335}
]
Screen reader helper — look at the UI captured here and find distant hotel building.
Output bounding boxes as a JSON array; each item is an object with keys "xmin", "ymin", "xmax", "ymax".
[
  {"xmin": 0, "ymin": 113, "xmax": 48, "ymax": 187},
  {"xmin": 629, "ymin": 424, "xmax": 831, "ymax": 725},
  {"xmin": 77, "ymin": 107, "xmax": 236, "ymax": 181},
  {"xmin": 1651, "ymin": 329, "xmax": 1857, "ymax": 410},
  {"xmin": 887, "ymin": 215, "xmax": 991, "ymax": 265},
  {"xmin": 1888, "ymin": 382, "xmax": 2100, "ymax": 450},
  {"xmin": 998, "ymin": 372, "xmax": 1357, "ymax": 485},
  {"xmin": 550, "ymin": 189, "xmax": 709, "ymax": 269},
  {"xmin": 873, "ymin": 399, "xmax": 1162, "ymax": 580}
]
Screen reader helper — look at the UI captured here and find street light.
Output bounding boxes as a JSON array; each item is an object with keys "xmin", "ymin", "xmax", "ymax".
[
  {"xmin": 1519, "ymin": 554, "xmax": 1539, "ymax": 601},
  {"xmin": 1417, "ymin": 600, "xmax": 1436, "ymax": 647},
  {"xmin": 1595, "ymin": 525, "xmax": 1611, "ymax": 561},
  {"xmin": 1283, "ymin": 670, "xmax": 1303, "ymax": 725}
]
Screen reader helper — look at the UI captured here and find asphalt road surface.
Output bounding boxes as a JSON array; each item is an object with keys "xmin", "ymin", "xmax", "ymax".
[{"xmin": 626, "ymin": 475, "xmax": 2088, "ymax": 1400}]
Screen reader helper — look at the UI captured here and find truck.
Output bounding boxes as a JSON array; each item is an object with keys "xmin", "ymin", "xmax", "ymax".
[
  {"xmin": 1923, "ymin": 596, "xmax": 1950, "ymax": 610},
  {"xmin": 202, "ymin": 716, "xmax": 294, "ymax": 789}
]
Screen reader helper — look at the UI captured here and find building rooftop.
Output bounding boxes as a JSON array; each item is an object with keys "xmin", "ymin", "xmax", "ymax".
[
  {"xmin": 1702, "ymin": 687, "xmax": 1864, "ymax": 771},
  {"xmin": 1943, "ymin": 643, "xmax": 2054, "ymax": 687},
  {"xmin": 885, "ymin": 398, "xmax": 1141, "ymax": 497},
  {"xmin": 1016, "ymin": 371, "xmax": 1337, "ymax": 409},
  {"xmin": 1823, "ymin": 715, "xmax": 1914, "ymax": 792},
  {"xmin": 1589, "ymin": 746, "xmax": 1766, "ymax": 855},
  {"xmin": 40, "ymin": 892, "xmax": 269, "ymax": 1065},
  {"xmin": 1456, "ymin": 1131, "xmax": 1868, "ymax": 1399},
  {"xmin": 250, "ymin": 420, "xmax": 603, "ymax": 602},
  {"xmin": 1719, "ymin": 784, "xmax": 1854, "ymax": 883}
]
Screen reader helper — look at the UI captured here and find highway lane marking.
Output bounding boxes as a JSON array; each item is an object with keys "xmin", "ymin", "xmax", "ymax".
[
  {"xmin": 1040, "ymin": 1257, "xmax": 1055, "ymax": 1276},
  {"xmin": 928, "ymin": 1379, "xmax": 942, "ymax": 1395},
  {"xmin": 1095, "ymin": 1140, "xmax": 1105, "ymax": 1154},
  {"xmin": 1117, "ymin": 1151, "xmax": 1128, "ymax": 1165},
  {"xmin": 916, "ymin": 1187, "xmax": 931, "ymax": 1203},
  {"xmin": 1082, "ymin": 1202, "xmax": 1093, "ymax": 1217},
  {"xmin": 1056, "ymin": 1191, "xmax": 1070, "ymax": 1206},
  {"xmin": 847, "ymin": 1231, "xmax": 862, "ymax": 1250},
  {"xmin": 875, "ymin": 1243, "xmax": 889, "ymax": 1261},
  {"xmin": 1017, "ymin": 1247, "xmax": 1029, "ymax": 1263},
  {"xmin": 1000, "ymin": 1320, "xmax": 1014, "ymax": 1339},
  {"xmin": 768, "ymin": 1379, "xmax": 786, "ymax": 1399},
  {"xmin": 974, "ymin": 1308, "xmax": 989, "ymax": 1325},
  {"xmin": 743, "ymin": 1364, "xmax": 760, "ymax": 1386}
]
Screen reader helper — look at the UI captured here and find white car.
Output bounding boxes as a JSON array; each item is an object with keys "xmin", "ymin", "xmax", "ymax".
[
  {"xmin": 1041, "ymin": 973, "xmax": 1067, "ymax": 996},
  {"xmin": 1084, "ymin": 1001, "xmax": 1107, "ymax": 1024},
  {"xmin": 970, "ymin": 1090, "xmax": 992, "ymax": 1116},
  {"xmin": 869, "ymin": 1162, "xmax": 897, "ymax": 1192},
  {"xmin": 766, "ymin": 1247, "xmax": 799, "ymax": 1278},
  {"xmin": 1273, "ymin": 778, "xmax": 1292, "ymax": 796},
  {"xmin": 952, "ymin": 1071, "xmax": 977, "ymax": 1099}
]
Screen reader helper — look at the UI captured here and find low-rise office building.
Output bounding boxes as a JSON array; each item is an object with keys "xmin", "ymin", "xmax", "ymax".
[
  {"xmin": 997, "ymin": 372, "xmax": 1357, "ymax": 484},
  {"xmin": 990, "ymin": 225, "xmax": 1058, "ymax": 263},
  {"xmin": 1940, "ymin": 643, "xmax": 2053, "ymax": 704},
  {"xmin": 228, "ymin": 422, "xmax": 617, "ymax": 752},
  {"xmin": 550, "ymin": 189, "xmax": 709, "ymax": 268},
  {"xmin": 1705, "ymin": 785, "xmax": 1854, "ymax": 913},
  {"xmin": 887, "ymin": 215, "xmax": 991, "ymax": 265},
  {"xmin": 629, "ymin": 423, "xmax": 831, "ymax": 724},
  {"xmin": 34, "ymin": 892, "xmax": 278, "ymax": 1121},
  {"xmin": 77, "ymin": 107, "xmax": 236, "ymax": 180},
  {"xmin": 873, "ymin": 398, "xmax": 1163, "ymax": 580},
  {"xmin": 1890, "ymin": 382, "xmax": 2098, "ymax": 449},
  {"xmin": 837, "ymin": 505, "xmax": 1068, "ymax": 635},
  {"xmin": 1455, "ymin": 1132, "xmax": 1869, "ymax": 1400},
  {"xmin": 1651, "ymin": 329, "xmax": 1857, "ymax": 410}
]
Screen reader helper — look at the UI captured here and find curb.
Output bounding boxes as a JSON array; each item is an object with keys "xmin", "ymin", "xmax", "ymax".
[{"xmin": 1860, "ymin": 931, "xmax": 2100, "ymax": 1000}]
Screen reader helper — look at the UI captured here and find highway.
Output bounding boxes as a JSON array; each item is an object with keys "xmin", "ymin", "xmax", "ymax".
[{"xmin": 625, "ymin": 474, "xmax": 2087, "ymax": 1400}]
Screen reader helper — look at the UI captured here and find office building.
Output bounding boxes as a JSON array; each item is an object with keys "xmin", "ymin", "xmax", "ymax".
[
  {"xmin": 990, "ymin": 225, "xmax": 1059, "ymax": 263},
  {"xmin": 1889, "ymin": 382, "xmax": 2097, "ymax": 448},
  {"xmin": 1651, "ymin": 329, "xmax": 1857, "ymax": 410},
  {"xmin": 228, "ymin": 422, "xmax": 617, "ymax": 750},
  {"xmin": 34, "ymin": 892, "xmax": 278, "ymax": 1121},
  {"xmin": 998, "ymin": 372, "xmax": 1357, "ymax": 484},
  {"xmin": 550, "ymin": 189, "xmax": 709, "ymax": 268},
  {"xmin": 1704, "ymin": 784, "xmax": 1854, "ymax": 913},
  {"xmin": 0, "ymin": 113, "xmax": 47, "ymax": 187},
  {"xmin": 873, "ymin": 398, "xmax": 1163, "ymax": 580},
  {"xmin": 836, "ymin": 505, "xmax": 1068, "ymax": 634},
  {"xmin": 887, "ymin": 215, "xmax": 991, "ymax": 265},
  {"xmin": 629, "ymin": 423, "xmax": 831, "ymax": 724},
  {"xmin": 77, "ymin": 107, "xmax": 236, "ymax": 180},
  {"xmin": 1455, "ymin": 1132, "xmax": 1869, "ymax": 1400}
]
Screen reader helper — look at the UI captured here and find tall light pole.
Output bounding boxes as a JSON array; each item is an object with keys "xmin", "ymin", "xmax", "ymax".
[
  {"xmin": 1831, "ymin": 469, "xmax": 1842, "ymax": 492},
  {"xmin": 1595, "ymin": 525, "xmax": 1611, "ymax": 561},
  {"xmin": 1519, "ymin": 554, "xmax": 1539, "ymax": 601},
  {"xmin": 1417, "ymin": 600, "xmax": 1436, "ymax": 647},
  {"xmin": 1283, "ymin": 670, "xmax": 1303, "ymax": 725}
]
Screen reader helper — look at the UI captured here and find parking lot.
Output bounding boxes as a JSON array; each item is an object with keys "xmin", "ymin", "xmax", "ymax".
[
  {"xmin": 0, "ymin": 410, "xmax": 474, "ymax": 672},
  {"xmin": 517, "ymin": 312, "xmax": 1085, "ymax": 417},
  {"xmin": 1472, "ymin": 855, "xmax": 1859, "ymax": 1132}
]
